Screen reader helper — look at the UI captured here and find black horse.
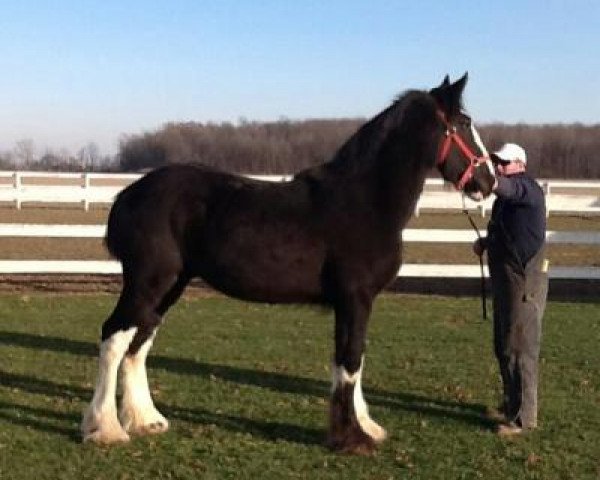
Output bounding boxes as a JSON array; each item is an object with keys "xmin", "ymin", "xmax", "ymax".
[{"xmin": 82, "ymin": 74, "xmax": 495, "ymax": 454}]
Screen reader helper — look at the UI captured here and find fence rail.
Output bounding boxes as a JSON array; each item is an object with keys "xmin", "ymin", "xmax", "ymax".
[
  {"xmin": 2, "ymin": 224, "xmax": 599, "ymax": 244},
  {"xmin": 0, "ymin": 224, "xmax": 597, "ymax": 279},
  {"xmin": 0, "ymin": 260, "xmax": 597, "ymax": 279},
  {"xmin": 1, "ymin": 171, "xmax": 599, "ymax": 216},
  {"xmin": 1, "ymin": 171, "xmax": 598, "ymax": 281}
]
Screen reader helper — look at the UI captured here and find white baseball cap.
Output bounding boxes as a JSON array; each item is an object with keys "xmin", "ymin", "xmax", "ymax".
[{"xmin": 492, "ymin": 143, "xmax": 527, "ymax": 164}]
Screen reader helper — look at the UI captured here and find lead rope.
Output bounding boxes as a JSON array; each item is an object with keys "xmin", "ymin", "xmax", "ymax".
[{"xmin": 462, "ymin": 196, "xmax": 488, "ymax": 320}]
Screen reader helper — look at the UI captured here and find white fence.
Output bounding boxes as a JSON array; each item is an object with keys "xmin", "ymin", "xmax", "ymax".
[
  {"xmin": 0, "ymin": 171, "xmax": 598, "ymax": 279},
  {"xmin": 1, "ymin": 171, "xmax": 599, "ymax": 216},
  {"xmin": 416, "ymin": 179, "xmax": 600, "ymax": 217},
  {"xmin": 0, "ymin": 224, "xmax": 598, "ymax": 279},
  {"xmin": 0, "ymin": 172, "xmax": 138, "ymax": 210}
]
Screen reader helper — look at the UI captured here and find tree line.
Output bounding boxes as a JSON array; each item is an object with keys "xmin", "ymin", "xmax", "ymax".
[
  {"xmin": 118, "ymin": 120, "xmax": 600, "ymax": 178},
  {"xmin": 482, "ymin": 123, "xmax": 599, "ymax": 179},
  {"xmin": 0, "ymin": 140, "xmax": 116, "ymax": 172},
  {"xmin": 2, "ymin": 120, "xmax": 599, "ymax": 178}
]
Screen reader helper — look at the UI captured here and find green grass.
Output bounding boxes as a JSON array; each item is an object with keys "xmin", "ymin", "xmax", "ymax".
[{"xmin": 1, "ymin": 293, "xmax": 599, "ymax": 479}]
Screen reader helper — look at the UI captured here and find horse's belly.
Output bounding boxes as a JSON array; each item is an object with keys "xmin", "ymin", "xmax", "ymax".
[{"xmin": 194, "ymin": 234, "xmax": 326, "ymax": 303}]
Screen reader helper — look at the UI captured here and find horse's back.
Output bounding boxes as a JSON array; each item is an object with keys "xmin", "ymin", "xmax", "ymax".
[
  {"xmin": 106, "ymin": 164, "xmax": 225, "ymax": 260},
  {"xmin": 106, "ymin": 164, "xmax": 328, "ymax": 302}
]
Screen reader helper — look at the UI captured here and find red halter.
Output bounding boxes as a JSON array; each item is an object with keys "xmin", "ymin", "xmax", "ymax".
[{"xmin": 436, "ymin": 111, "xmax": 488, "ymax": 190}]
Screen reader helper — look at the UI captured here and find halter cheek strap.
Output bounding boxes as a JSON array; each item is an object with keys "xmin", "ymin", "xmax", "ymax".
[{"xmin": 436, "ymin": 111, "xmax": 488, "ymax": 191}]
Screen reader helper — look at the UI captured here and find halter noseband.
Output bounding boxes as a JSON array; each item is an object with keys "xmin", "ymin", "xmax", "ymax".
[{"xmin": 436, "ymin": 111, "xmax": 488, "ymax": 191}]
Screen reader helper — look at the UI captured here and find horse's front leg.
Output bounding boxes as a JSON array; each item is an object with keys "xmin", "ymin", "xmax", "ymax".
[{"xmin": 327, "ymin": 290, "xmax": 387, "ymax": 455}]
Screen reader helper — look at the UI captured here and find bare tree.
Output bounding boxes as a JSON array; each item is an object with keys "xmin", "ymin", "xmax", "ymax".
[
  {"xmin": 14, "ymin": 139, "xmax": 36, "ymax": 168},
  {"xmin": 0, "ymin": 150, "xmax": 16, "ymax": 169},
  {"xmin": 117, "ymin": 120, "xmax": 600, "ymax": 178},
  {"xmin": 77, "ymin": 142, "xmax": 102, "ymax": 171}
]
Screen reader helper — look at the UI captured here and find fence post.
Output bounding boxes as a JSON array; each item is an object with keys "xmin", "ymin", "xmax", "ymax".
[
  {"xmin": 543, "ymin": 181, "xmax": 551, "ymax": 196},
  {"xmin": 82, "ymin": 173, "xmax": 90, "ymax": 211},
  {"xmin": 543, "ymin": 181, "xmax": 551, "ymax": 218},
  {"xmin": 13, "ymin": 172, "xmax": 22, "ymax": 210}
]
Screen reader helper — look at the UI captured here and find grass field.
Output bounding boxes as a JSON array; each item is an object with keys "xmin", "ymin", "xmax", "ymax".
[{"xmin": 1, "ymin": 293, "xmax": 599, "ymax": 479}]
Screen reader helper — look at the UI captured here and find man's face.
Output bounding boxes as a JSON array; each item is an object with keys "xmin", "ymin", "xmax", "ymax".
[{"xmin": 493, "ymin": 159, "xmax": 525, "ymax": 176}]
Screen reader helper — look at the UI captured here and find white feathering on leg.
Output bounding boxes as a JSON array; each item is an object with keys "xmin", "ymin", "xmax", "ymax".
[
  {"xmin": 331, "ymin": 356, "xmax": 387, "ymax": 443},
  {"xmin": 82, "ymin": 327, "xmax": 137, "ymax": 444},
  {"xmin": 120, "ymin": 329, "xmax": 169, "ymax": 435}
]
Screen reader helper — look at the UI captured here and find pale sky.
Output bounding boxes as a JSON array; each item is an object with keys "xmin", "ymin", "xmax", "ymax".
[{"xmin": 1, "ymin": 1, "xmax": 598, "ymax": 156}]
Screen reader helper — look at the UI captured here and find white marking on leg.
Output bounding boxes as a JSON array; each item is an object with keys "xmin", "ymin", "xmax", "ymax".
[
  {"xmin": 82, "ymin": 327, "xmax": 137, "ymax": 443},
  {"xmin": 120, "ymin": 329, "xmax": 169, "ymax": 435},
  {"xmin": 331, "ymin": 363, "xmax": 360, "ymax": 390},
  {"xmin": 331, "ymin": 357, "xmax": 387, "ymax": 443}
]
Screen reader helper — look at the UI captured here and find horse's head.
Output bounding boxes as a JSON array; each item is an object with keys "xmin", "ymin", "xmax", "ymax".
[{"xmin": 429, "ymin": 73, "xmax": 495, "ymax": 200}]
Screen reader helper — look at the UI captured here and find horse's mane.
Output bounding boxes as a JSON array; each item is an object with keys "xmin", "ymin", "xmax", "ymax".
[{"xmin": 323, "ymin": 89, "xmax": 437, "ymax": 175}]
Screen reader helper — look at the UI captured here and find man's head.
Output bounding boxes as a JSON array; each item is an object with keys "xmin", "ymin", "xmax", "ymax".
[{"xmin": 491, "ymin": 143, "xmax": 527, "ymax": 176}]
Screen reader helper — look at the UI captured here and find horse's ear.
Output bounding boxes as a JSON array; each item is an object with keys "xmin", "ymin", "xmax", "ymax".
[
  {"xmin": 430, "ymin": 72, "xmax": 468, "ymax": 117},
  {"xmin": 451, "ymin": 72, "xmax": 468, "ymax": 97},
  {"xmin": 431, "ymin": 75, "xmax": 450, "ymax": 92}
]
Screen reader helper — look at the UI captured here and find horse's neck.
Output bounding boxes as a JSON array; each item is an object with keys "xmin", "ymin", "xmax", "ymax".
[
  {"xmin": 318, "ymin": 99, "xmax": 435, "ymax": 229},
  {"xmin": 375, "ymin": 109, "xmax": 435, "ymax": 230},
  {"xmin": 318, "ymin": 142, "xmax": 430, "ymax": 232},
  {"xmin": 376, "ymin": 152, "xmax": 430, "ymax": 231}
]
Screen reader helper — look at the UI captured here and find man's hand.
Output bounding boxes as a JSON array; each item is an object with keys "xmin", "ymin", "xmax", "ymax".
[{"xmin": 473, "ymin": 237, "xmax": 487, "ymax": 256}]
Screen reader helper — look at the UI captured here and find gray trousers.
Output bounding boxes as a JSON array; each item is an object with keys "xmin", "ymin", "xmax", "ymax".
[{"xmin": 488, "ymin": 244, "xmax": 548, "ymax": 429}]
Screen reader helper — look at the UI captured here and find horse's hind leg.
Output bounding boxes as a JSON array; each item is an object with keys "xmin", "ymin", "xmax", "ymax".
[
  {"xmin": 119, "ymin": 327, "xmax": 166, "ymax": 436},
  {"xmin": 119, "ymin": 274, "xmax": 189, "ymax": 436},
  {"xmin": 82, "ymin": 268, "xmax": 184, "ymax": 444},
  {"xmin": 327, "ymin": 289, "xmax": 387, "ymax": 455},
  {"xmin": 81, "ymin": 295, "xmax": 139, "ymax": 444}
]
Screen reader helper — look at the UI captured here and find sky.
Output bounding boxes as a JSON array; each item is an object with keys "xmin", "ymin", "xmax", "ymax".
[{"xmin": 1, "ymin": 1, "xmax": 598, "ymax": 156}]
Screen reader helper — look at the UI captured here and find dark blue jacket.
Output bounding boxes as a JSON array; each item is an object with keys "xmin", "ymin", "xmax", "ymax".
[{"xmin": 487, "ymin": 173, "xmax": 546, "ymax": 266}]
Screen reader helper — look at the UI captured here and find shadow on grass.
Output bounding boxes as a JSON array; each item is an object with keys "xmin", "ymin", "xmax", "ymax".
[
  {"xmin": 0, "ymin": 330, "xmax": 496, "ymax": 440},
  {"xmin": 0, "ymin": 369, "xmax": 323, "ymax": 446},
  {"xmin": 0, "ymin": 399, "xmax": 81, "ymax": 441},
  {"xmin": 162, "ymin": 403, "xmax": 323, "ymax": 446}
]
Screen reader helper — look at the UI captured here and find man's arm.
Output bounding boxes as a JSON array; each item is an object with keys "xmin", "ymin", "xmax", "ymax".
[{"xmin": 493, "ymin": 176, "xmax": 534, "ymax": 204}]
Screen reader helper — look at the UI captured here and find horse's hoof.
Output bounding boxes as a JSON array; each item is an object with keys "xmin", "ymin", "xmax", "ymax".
[
  {"xmin": 81, "ymin": 410, "xmax": 131, "ymax": 445},
  {"xmin": 82, "ymin": 426, "xmax": 131, "ymax": 445},
  {"xmin": 120, "ymin": 407, "xmax": 170, "ymax": 436},
  {"xmin": 327, "ymin": 436, "xmax": 378, "ymax": 456},
  {"xmin": 131, "ymin": 420, "xmax": 169, "ymax": 436},
  {"xmin": 326, "ymin": 425, "xmax": 380, "ymax": 456}
]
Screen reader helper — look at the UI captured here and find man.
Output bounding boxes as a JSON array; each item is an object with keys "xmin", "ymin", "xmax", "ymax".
[{"xmin": 473, "ymin": 143, "xmax": 548, "ymax": 436}]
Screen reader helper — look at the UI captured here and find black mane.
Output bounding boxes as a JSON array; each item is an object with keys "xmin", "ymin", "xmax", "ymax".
[{"xmin": 323, "ymin": 89, "xmax": 438, "ymax": 175}]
